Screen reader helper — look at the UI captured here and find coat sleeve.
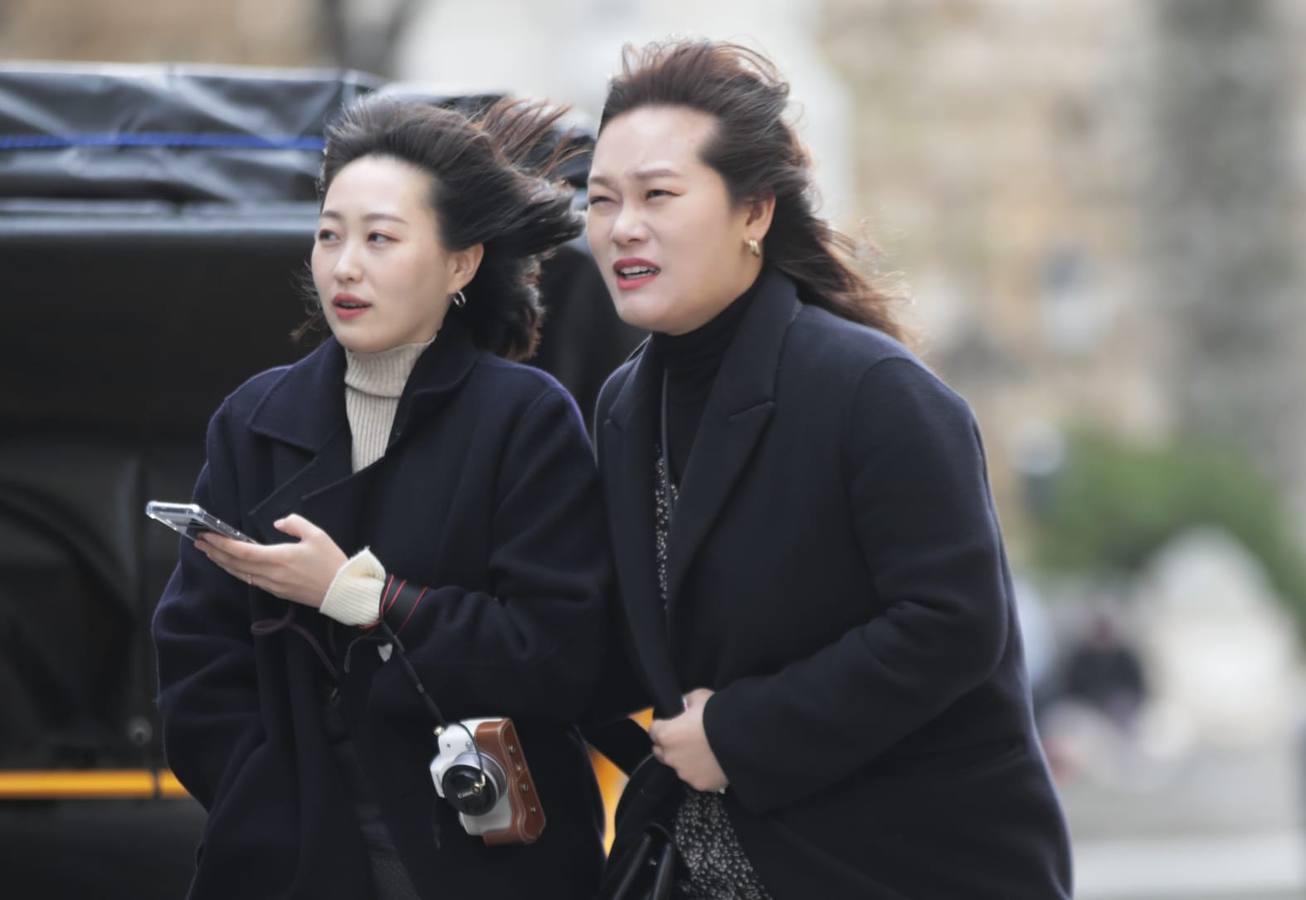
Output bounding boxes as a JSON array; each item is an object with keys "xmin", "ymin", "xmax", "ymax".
[
  {"xmin": 151, "ymin": 402, "xmax": 264, "ymax": 811},
  {"xmin": 367, "ymin": 385, "xmax": 613, "ymax": 725},
  {"xmin": 703, "ymin": 356, "xmax": 1010, "ymax": 813}
]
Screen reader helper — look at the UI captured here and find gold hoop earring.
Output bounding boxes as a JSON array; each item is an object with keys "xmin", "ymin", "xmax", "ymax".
[
  {"xmin": 451, "ymin": 290, "xmax": 467, "ymax": 308},
  {"xmin": 746, "ymin": 238, "xmax": 762, "ymax": 258}
]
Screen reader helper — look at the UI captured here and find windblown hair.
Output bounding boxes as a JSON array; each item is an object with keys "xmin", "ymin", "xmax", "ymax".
[
  {"xmin": 599, "ymin": 40, "xmax": 904, "ymax": 341},
  {"xmin": 298, "ymin": 95, "xmax": 583, "ymax": 360}
]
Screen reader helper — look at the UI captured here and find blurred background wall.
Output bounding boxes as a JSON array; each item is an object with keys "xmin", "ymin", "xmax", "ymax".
[{"xmin": 3, "ymin": 1, "xmax": 1304, "ymax": 897}]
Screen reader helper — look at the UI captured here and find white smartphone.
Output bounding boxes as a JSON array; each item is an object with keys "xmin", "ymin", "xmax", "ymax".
[{"xmin": 145, "ymin": 501, "xmax": 255, "ymax": 544}]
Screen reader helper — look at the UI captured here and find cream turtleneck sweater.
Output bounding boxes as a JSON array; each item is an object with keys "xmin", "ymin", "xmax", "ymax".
[{"xmin": 318, "ymin": 336, "xmax": 434, "ymax": 626}]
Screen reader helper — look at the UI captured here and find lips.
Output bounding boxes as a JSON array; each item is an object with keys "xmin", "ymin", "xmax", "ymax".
[
  {"xmin": 332, "ymin": 293, "xmax": 371, "ymax": 320},
  {"xmin": 614, "ymin": 257, "xmax": 660, "ymax": 291}
]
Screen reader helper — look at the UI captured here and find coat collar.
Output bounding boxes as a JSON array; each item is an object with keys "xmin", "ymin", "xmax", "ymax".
[
  {"xmin": 599, "ymin": 269, "xmax": 801, "ymax": 710},
  {"xmin": 247, "ymin": 312, "xmax": 482, "ymax": 452},
  {"xmin": 604, "ymin": 268, "xmax": 799, "ymax": 431}
]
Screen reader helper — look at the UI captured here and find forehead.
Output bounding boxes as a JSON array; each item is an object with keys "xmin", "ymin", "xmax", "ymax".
[
  {"xmin": 323, "ymin": 155, "xmax": 435, "ymax": 214},
  {"xmin": 591, "ymin": 106, "xmax": 719, "ymax": 178}
]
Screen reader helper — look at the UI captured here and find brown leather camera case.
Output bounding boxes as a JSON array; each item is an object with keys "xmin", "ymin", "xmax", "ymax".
[{"xmin": 477, "ymin": 718, "xmax": 547, "ymax": 846}]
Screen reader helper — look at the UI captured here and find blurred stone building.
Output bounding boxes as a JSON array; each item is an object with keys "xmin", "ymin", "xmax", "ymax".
[
  {"xmin": 0, "ymin": 0, "xmax": 323, "ymax": 67},
  {"xmin": 821, "ymin": 0, "xmax": 1306, "ymax": 542}
]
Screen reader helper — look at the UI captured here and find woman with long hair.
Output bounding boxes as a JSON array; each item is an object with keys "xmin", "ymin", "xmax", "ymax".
[
  {"xmin": 153, "ymin": 96, "xmax": 610, "ymax": 899},
  {"xmin": 586, "ymin": 40, "xmax": 1072, "ymax": 898}
]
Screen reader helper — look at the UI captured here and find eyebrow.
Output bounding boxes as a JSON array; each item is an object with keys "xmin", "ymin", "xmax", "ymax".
[
  {"xmin": 318, "ymin": 211, "xmax": 409, "ymax": 225},
  {"xmin": 588, "ymin": 166, "xmax": 683, "ymax": 189}
]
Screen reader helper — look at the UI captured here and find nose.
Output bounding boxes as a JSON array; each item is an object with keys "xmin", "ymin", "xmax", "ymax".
[
  {"xmin": 333, "ymin": 240, "xmax": 362, "ymax": 283},
  {"xmin": 610, "ymin": 202, "xmax": 647, "ymax": 247}
]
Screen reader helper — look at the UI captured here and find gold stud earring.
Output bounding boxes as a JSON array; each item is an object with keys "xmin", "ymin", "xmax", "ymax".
[{"xmin": 746, "ymin": 238, "xmax": 761, "ymax": 258}]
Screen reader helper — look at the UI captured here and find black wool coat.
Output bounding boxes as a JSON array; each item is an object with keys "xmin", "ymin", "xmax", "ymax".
[
  {"xmin": 153, "ymin": 316, "xmax": 610, "ymax": 899},
  {"xmin": 593, "ymin": 270, "xmax": 1073, "ymax": 899}
]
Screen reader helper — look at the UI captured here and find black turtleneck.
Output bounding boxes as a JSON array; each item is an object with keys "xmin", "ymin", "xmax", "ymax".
[{"xmin": 652, "ymin": 272, "xmax": 763, "ymax": 484}]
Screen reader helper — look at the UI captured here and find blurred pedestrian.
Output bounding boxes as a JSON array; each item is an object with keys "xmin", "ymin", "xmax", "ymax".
[{"xmin": 1063, "ymin": 611, "xmax": 1148, "ymax": 729}]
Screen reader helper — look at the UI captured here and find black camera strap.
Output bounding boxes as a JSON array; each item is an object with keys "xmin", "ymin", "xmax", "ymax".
[
  {"xmin": 373, "ymin": 619, "xmax": 496, "ymax": 824},
  {"xmin": 374, "ymin": 619, "xmax": 448, "ymax": 727}
]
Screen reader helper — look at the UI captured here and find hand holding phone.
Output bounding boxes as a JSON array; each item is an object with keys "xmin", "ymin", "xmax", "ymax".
[{"xmin": 154, "ymin": 506, "xmax": 345, "ymax": 610}]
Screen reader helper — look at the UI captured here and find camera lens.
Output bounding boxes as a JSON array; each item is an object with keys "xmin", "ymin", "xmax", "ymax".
[{"xmin": 444, "ymin": 763, "xmax": 497, "ymax": 815}]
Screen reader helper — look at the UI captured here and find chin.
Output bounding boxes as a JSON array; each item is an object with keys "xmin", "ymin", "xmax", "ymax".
[
  {"xmin": 613, "ymin": 290, "xmax": 680, "ymax": 334},
  {"xmin": 329, "ymin": 326, "xmax": 389, "ymax": 354}
]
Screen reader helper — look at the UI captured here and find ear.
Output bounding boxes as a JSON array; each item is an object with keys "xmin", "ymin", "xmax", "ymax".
[
  {"xmin": 447, "ymin": 243, "xmax": 485, "ymax": 293},
  {"xmin": 743, "ymin": 192, "xmax": 776, "ymax": 243}
]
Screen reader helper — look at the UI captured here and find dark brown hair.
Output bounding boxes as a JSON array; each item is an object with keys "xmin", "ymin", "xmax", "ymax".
[
  {"xmin": 297, "ymin": 95, "xmax": 583, "ymax": 360},
  {"xmin": 599, "ymin": 40, "xmax": 904, "ymax": 341}
]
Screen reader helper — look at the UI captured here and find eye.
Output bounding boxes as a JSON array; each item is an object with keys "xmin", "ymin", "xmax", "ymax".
[
  {"xmin": 586, "ymin": 195, "xmax": 614, "ymax": 208},
  {"xmin": 367, "ymin": 232, "xmax": 394, "ymax": 244},
  {"xmin": 316, "ymin": 228, "xmax": 338, "ymax": 242},
  {"xmin": 646, "ymin": 189, "xmax": 674, "ymax": 200}
]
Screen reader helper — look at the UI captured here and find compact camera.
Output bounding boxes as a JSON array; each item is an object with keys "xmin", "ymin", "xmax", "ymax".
[{"xmin": 429, "ymin": 717, "xmax": 546, "ymax": 846}]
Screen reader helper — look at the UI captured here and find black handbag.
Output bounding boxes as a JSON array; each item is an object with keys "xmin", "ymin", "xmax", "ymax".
[
  {"xmin": 602, "ymin": 823, "xmax": 678, "ymax": 900},
  {"xmin": 596, "ymin": 750, "xmax": 684, "ymax": 900}
]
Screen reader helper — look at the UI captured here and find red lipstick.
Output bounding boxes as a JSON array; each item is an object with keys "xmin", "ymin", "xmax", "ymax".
[{"xmin": 613, "ymin": 257, "xmax": 661, "ymax": 291}]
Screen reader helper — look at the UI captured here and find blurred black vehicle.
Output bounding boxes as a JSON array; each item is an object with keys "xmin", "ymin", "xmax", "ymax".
[{"xmin": 0, "ymin": 63, "xmax": 637, "ymax": 808}]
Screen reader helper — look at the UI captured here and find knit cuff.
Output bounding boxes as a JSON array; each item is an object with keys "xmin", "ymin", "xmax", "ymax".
[{"xmin": 320, "ymin": 548, "xmax": 386, "ymax": 626}]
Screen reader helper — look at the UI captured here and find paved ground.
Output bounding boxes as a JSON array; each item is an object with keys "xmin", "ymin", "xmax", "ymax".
[{"xmin": 1062, "ymin": 738, "xmax": 1306, "ymax": 899}]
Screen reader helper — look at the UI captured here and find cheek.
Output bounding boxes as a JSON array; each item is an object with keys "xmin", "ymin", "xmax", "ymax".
[
  {"xmin": 665, "ymin": 203, "xmax": 728, "ymax": 263},
  {"xmin": 585, "ymin": 215, "xmax": 610, "ymax": 260},
  {"xmin": 309, "ymin": 248, "xmax": 331, "ymax": 293},
  {"xmin": 661, "ymin": 228, "xmax": 717, "ymax": 282},
  {"xmin": 395, "ymin": 249, "xmax": 450, "ymax": 301}
]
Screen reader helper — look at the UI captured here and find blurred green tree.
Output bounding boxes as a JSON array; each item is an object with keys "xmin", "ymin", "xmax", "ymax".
[{"xmin": 1032, "ymin": 429, "xmax": 1306, "ymax": 640}]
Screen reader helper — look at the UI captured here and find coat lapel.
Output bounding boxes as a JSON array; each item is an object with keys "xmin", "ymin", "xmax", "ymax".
[
  {"xmin": 665, "ymin": 270, "xmax": 802, "ymax": 608},
  {"xmin": 600, "ymin": 342, "xmax": 684, "ymax": 718},
  {"xmin": 242, "ymin": 316, "xmax": 481, "ymax": 550},
  {"xmin": 385, "ymin": 313, "xmax": 480, "ymax": 452},
  {"xmin": 244, "ymin": 338, "xmax": 357, "ymax": 547}
]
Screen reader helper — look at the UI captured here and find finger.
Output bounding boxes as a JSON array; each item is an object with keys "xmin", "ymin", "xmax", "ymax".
[
  {"xmin": 212, "ymin": 540, "xmax": 296, "ymax": 573},
  {"xmin": 202, "ymin": 536, "xmax": 262, "ymax": 565},
  {"xmin": 650, "ymin": 718, "xmax": 678, "ymax": 743},
  {"xmin": 203, "ymin": 532, "xmax": 253, "ymax": 553},
  {"xmin": 195, "ymin": 535, "xmax": 227, "ymax": 560},
  {"xmin": 200, "ymin": 542, "xmax": 255, "ymax": 573},
  {"xmin": 683, "ymin": 688, "xmax": 711, "ymax": 708},
  {"xmin": 195, "ymin": 540, "xmax": 238, "ymax": 571},
  {"xmin": 653, "ymin": 721, "xmax": 684, "ymax": 751},
  {"xmin": 202, "ymin": 542, "xmax": 274, "ymax": 583},
  {"xmin": 274, "ymin": 514, "xmax": 317, "ymax": 540}
]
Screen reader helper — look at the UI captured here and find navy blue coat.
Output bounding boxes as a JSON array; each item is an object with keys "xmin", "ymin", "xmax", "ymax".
[
  {"xmin": 153, "ymin": 315, "xmax": 610, "ymax": 899},
  {"xmin": 594, "ymin": 270, "xmax": 1073, "ymax": 899}
]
